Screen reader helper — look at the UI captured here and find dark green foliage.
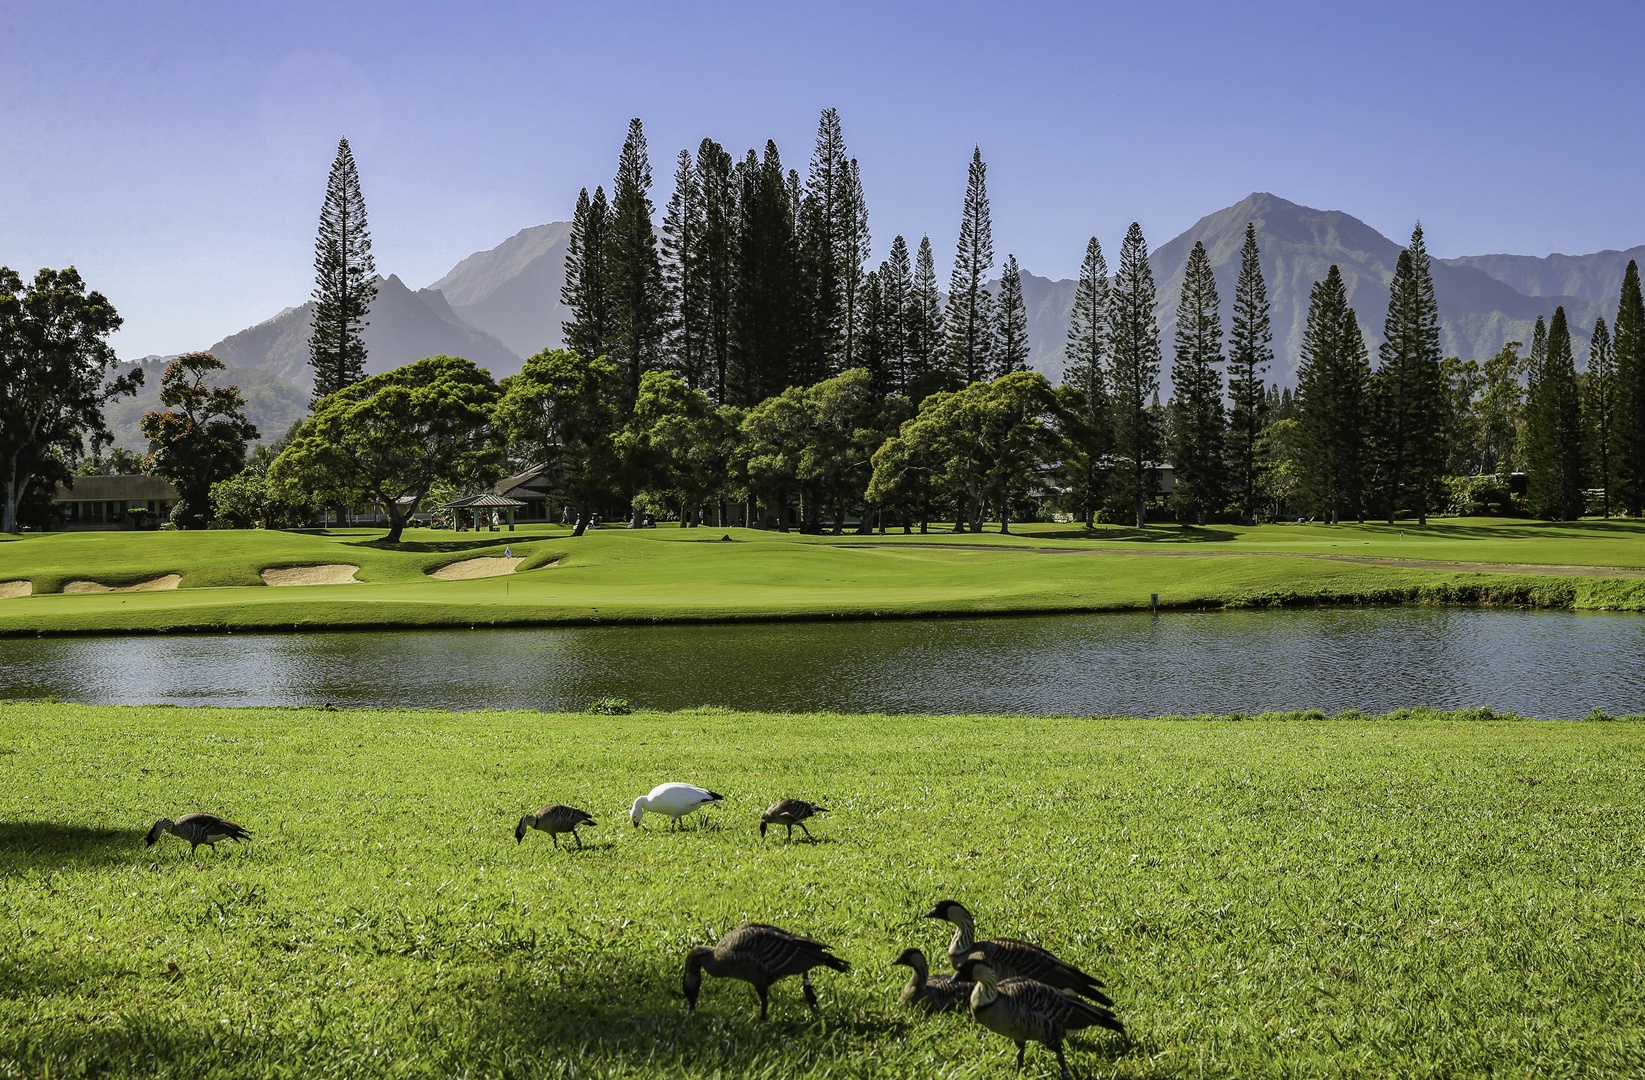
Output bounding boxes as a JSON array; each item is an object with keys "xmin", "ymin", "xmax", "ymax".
[
  {"xmin": 1370, "ymin": 226, "xmax": 1447, "ymax": 523},
  {"xmin": 1586, "ymin": 316, "xmax": 1617, "ymax": 516},
  {"xmin": 138, "ymin": 354, "xmax": 259, "ymax": 528},
  {"xmin": 561, "ymin": 186, "xmax": 614, "ymax": 364},
  {"xmin": 905, "ymin": 237, "xmax": 948, "ymax": 401},
  {"xmin": 0, "ymin": 266, "xmax": 136, "ymax": 534},
  {"xmin": 493, "ymin": 349, "xmax": 623, "ymax": 537},
  {"xmin": 269, "ymin": 355, "xmax": 502, "ymax": 544},
  {"xmin": 942, "ymin": 148, "xmax": 996, "ymax": 385},
  {"xmin": 878, "ymin": 236, "xmax": 913, "ymax": 396},
  {"xmin": 1227, "ymin": 224, "xmax": 1272, "ymax": 524},
  {"xmin": 795, "ymin": 110, "xmax": 870, "ymax": 383},
  {"xmin": 993, "ymin": 255, "xmax": 1029, "ymax": 378},
  {"xmin": 730, "ymin": 142, "xmax": 801, "ymax": 406},
  {"xmin": 1524, "ymin": 308, "xmax": 1587, "ymax": 520},
  {"xmin": 617, "ymin": 370, "xmax": 731, "ymax": 526},
  {"xmin": 606, "ymin": 120, "xmax": 669, "ymax": 410},
  {"xmin": 1106, "ymin": 222, "xmax": 1163, "ymax": 528},
  {"xmin": 661, "ymin": 150, "xmax": 707, "ymax": 391},
  {"xmin": 308, "ymin": 138, "xmax": 377, "ymax": 404},
  {"xmin": 1168, "ymin": 241, "xmax": 1228, "ymax": 524},
  {"xmin": 1611, "ymin": 260, "xmax": 1645, "ymax": 514},
  {"xmin": 1295, "ymin": 266, "xmax": 1370, "ymax": 522},
  {"xmin": 1061, "ymin": 237, "xmax": 1110, "ymax": 526},
  {"xmin": 1476, "ymin": 341, "xmax": 1525, "ymax": 477}
]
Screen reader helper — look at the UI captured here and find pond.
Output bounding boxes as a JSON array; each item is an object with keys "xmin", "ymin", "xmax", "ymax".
[{"xmin": 1, "ymin": 607, "xmax": 1641, "ymax": 718}]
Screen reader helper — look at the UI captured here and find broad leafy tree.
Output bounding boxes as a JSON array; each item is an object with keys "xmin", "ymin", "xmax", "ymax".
[
  {"xmin": 0, "ymin": 266, "xmax": 139, "ymax": 533},
  {"xmin": 1524, "ymin": 307, "xmax": 1586, "ymax": 519},
  {"xmin": 1167, "ymin": 240, "xmax": 1228, "ymax": 524},
  {"xmin": 309, "ymin": 137, "xmax": 378, "ymax": 403},
  {"xmin": 619, "ymin": 370, "xmax": 730, "ymax": 526},
  {"xmin": 1106, "ymin": 222, "xmax": 1163, "ymax": 528},
  {"xmin": 493, "ymin": 349, "xmax": 624, "ymax": 537},
  {"xmin": 270, "ymin": 355, "xmax": 502, "ymax": 543},
  {"xmin": 139, "ymin": 353, "xmax": 260, "ymax": 527},
  {"xmin": 1227, "ymin": 223, "xmax": 1272, "ymax": 524},
  {"xmin": 1476, "ymin": 341, "xmax": 1525, "ymax": 477}
]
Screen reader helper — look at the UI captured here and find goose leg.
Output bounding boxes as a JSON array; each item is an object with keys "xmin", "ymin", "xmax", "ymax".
[
  {"xmin": 798, "ymin": 822, "xmax": 814, "ymax": 842},
  {"xmin": 786, "ymin": 823, "xmax": 794, "ymax": 842},
  {"xmin": 571, "ymin": 828, "xmax": 583, "ymax": 850},
  {"xmin": 802, "ymin": 972, "xmax": 819, "ymax": 1011},
  {"xmin": 757, "ymin": 986, "xmax": 770, "ymax": 1022},
  {"xmin": 551, "ymin": 832, "xmax": 560, "ymax": 849},
  {"xmin": 1054, "ymin": 1045, "xmax": 1072, "ymax": 1080},
  {"xmin": 1015, "ymin": 1042, "xmax": 1026, "ymax": 1071}
]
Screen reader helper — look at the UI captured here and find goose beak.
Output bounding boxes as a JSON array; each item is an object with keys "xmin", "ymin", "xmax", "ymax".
[{"xmin": 922, "ymin": 905, "xmax": 944, "ymax": 919}]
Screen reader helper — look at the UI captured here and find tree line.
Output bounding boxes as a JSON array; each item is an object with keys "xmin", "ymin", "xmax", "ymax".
[{"xmin": 6, "ymin": 116, "xmax": 1645, "ymax": 535}]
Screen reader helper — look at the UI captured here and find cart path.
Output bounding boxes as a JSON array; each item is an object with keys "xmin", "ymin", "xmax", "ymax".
[{"xmin": 825, "ymin": 543, "xmax": 1645, "ymax": 578}]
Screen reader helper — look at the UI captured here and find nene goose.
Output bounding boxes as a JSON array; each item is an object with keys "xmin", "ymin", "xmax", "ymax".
[
  {"xmin": 630, "ymin": 783, "xmax": 723, "ymax": 829},
  {"xmin": 925, "ymin": 899, "xmax": 1112, "ymax": 1005},
  {"xmin": 956, "ymin": 954, "xmax": 1123, "ymax": 1080},
  {"xmin": 144, "ymin": 813, "xmax": 250, "ymax": 855},
  {"xmin": 759, "ymin": 798, "xmax": 828, "ymax": 842},
  {"xmin": 682, "ymin": 922, "xmax": 850, "ymax": 1021},
  {"xmin": 891, "ymin": 946, "xmax": 972, "ymax": 1013},
  {"xmin": 515, "ymin": 804, "xmax": 596, "ymax": 848}
]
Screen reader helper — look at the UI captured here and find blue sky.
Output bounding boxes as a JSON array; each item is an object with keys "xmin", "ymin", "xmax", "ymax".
[{"xmin": 5, "ymin": 0, "xmax": 1644, "ymax": 357}]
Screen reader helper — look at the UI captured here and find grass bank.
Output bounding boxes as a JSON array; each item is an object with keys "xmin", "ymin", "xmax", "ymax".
[
  {"xmin": 2, "ymin": 519, "xmax": 1644, "ymax": 636},
  {"xmin": 1, "ymin": 703, "xmax": 1642, "ymax": 1078}
]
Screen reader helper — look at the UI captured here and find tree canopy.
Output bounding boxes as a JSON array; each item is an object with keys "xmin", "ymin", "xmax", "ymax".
[{"xmin": 139, "ymin": 353, "xmax": 259, "ymax": 527}]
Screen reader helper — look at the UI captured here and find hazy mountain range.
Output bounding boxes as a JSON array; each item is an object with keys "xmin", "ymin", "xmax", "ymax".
[{"xmin": 124, "ymin": 192, "xmax": 1642, "ymax": 447}]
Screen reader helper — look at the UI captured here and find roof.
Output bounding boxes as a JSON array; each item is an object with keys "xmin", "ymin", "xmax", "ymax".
[
  {"xmin": 435, "ymin": 493, "xmax": 526, "ymax": 509},
  {"xmin": 495, "ymin": 466, "xmax": 555, "ymax": 498},
  {"xmin": 54, "ymin": 475, "xmax": 179, "ymax": 502}
]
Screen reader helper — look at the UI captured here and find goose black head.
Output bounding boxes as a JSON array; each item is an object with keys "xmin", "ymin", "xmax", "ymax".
[
  {"xmin": 954, "ymin": 951, "xmax": 993, "ymax": 982},
  {"xmin": 682, "ymin": 946, "xmax": 712, "ymax": 1011},
  {"xmin": 890, "ymin": 947, "xmax": 925, "ymax": 969},
  {"xmin": 514, "ymin": 815, "xmax": 533, "ymax": 844},
  {"xmin": 144, "ymin": 819, "xmax": 173, "ymax": 847},
  {"xmin": 923, "ymin": 898, "xmax": 966, "ymax": 921}
]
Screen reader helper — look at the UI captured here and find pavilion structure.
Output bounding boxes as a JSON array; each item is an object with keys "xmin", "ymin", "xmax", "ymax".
[{"xmin": 434, "ymin": 493, "xmax": 527, "ymax": 531}]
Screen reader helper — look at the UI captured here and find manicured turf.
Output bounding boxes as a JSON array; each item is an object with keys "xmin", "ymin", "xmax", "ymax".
[
  {"xmin": 1, "ymin": 703, "xmax": 1641, "ymax": 1078},
  {"xmin": 1, "ymin": 519, "xmax": 1644, "ymax": 635}
]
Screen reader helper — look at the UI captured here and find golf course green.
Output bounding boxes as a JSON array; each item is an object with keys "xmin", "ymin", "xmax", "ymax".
[{"xmin": 1, "ymin": 517, "xmax": 1643, "ymax": 635}]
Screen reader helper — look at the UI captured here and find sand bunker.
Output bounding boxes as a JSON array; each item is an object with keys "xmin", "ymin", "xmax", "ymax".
[
  {"xmin": 261, "ymin": 564, "xmax": 360, "ymax": 586},
  {"xmin": 0, "ymin": 580, "xmax": 32, "ymax": 599},
  {"xmin": 428, "ymin": 556, "xmax": 527, "ymax": 580},
  {"xmin": 62, "ymin": 574, "xmax": 181, "ymax": 594}
]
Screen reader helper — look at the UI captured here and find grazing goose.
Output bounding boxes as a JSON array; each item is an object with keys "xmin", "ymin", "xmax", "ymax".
[
  {"xmin": 630, "ymin": 782, "xmax": 723, "ymax": 829},
  {"xmin": 683, "ymin": 922, "xmax": 850, "ymax": 1021},
  {"xmin": 925, "ymin": 899, "xmax": 1112, "ymax": 1005},
  {"xmin": 515, "ymin": 804, "xmax": 596, "ymax": 848},
  {"xmin": 891, "ymin": 946, "xmax": 972, "ymax": 1013},
  {"xmin": 144, "ymin": 812, "xmax": 250, "ymax": 855},
  {"xmin": 759, "ymin": 798, "xmax": 828, "ymax": 842},
  {"xmin": 955, "ymin": 954, "xmax": 1123, "ymax": 1080}
]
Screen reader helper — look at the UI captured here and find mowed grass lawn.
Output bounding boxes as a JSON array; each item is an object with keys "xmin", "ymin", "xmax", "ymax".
[
  {"xmin": 2, "ymin": 517, "xmax": 1644, "ymax": 634},
  {"xmin": 1, "ymin": 703, "xmax": 1641, "ymax": 1078}
]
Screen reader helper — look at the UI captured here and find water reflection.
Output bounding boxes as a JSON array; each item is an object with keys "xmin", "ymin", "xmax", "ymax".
[{"xmin": 0, "ymin": 608, "xmax": 1639, "ymax": 718}]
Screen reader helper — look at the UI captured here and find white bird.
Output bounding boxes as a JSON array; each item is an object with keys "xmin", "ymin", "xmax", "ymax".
[{"xmin": 630, "ymin": 782, "xmax": 723, "ymax": 829}]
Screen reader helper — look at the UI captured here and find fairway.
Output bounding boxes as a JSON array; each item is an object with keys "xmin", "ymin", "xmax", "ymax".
[
  {"xmin": 1, "ymin": 702, "xmax": 1641, "ymax": 1078},
  {"xmin": 3, "ymin": 518, "xmax": 1644, "ymax": 635}
]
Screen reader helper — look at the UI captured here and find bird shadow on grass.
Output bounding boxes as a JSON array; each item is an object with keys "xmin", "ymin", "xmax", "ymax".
[
  {"xmin": 0, "ymin": 821, "xmax": 148, "ymax": 872},
  {"xmin": 0, "ymin": 1001, "xmax": 267, "ymax": 1078}
]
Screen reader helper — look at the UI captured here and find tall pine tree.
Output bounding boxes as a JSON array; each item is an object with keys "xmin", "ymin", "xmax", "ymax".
[
  {"xmin": 1586, "ymin": 316, "xmax": 1616, "ymax": 517},
  {"xmin": 605, "ymin": 119, "xmax": 668, "ymax": 410},
  {"xmin": 838, "ymin": 159, "xmax": 871, "ymax": 374},
  {"xmin": 1106, "ymin": 222, "xmax": 1163, "ymax": 529},
  {"xmin": 729, "ymin": 142, "xmax": 800, "ymax": 405},
  {"xmin": 561, "ymin": 186, "xmax": 613, "ymax": 363},
  {"xmin": 1371, "ymin": 225, "xmax": 1447, "ymax": 524},
  {"xmin": 943, "ymin": 148, "xmax": 996, "ymax": 385},
  {"xmin": 695, "ymin": 140, "xmax": 738, "ymax": 404},
  {"xmin": 1062, "ymin": 236, "xmax": 1110, "ymax": 527},
  {"xmin": 1168, "ymin": 241, "xmax": 1227, "ymax": 525},
  {"xmin": 308, "ymin": 137, "xmax": 377, "ymax": 404},
  {"xmin": 661, "ymin": 150, "xmax": 706, "ymax": 390},
  {"xmin": 1226, "ymin": 223, "xmax": 1272, "ymax": 524},
  {"xmin": 994, "ymin": 255, "xmax": 1029, "ymax": 377},
  {"xmin": 907, "ymin": 236, "xmax": 946, "ymax": 399},
  {"xmin": 880, "ymin": 236, "xmax": 913, "ymax": 396},
  {"xmin": 1295, "ymin": 265, "xmax": 1370, "ymax": 523},
  {"xmin": 798, "ymin": 108, "xmax": 848, "ymax": 383},
  {"xmin": 1612, "ymin": 260, "xmax": 1645, "ymax": 514},
  {"xmin": 1524, "ymin": 307, "xmax": 1587, "ymax": 519}
]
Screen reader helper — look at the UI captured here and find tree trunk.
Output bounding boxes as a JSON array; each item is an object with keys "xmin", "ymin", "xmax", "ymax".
[
  {"xmin": 1135, "ymin": 498, "xmax": 1146, "ymax": 530},
  {"xmin": 0, "ymin": 461, "xmax": 23, "ymax": 534}
]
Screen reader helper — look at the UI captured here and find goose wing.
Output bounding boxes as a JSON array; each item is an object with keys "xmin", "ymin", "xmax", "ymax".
[
  {"xmin": 176, "ymin": 812, "xmax": 251, "ymax": 843},
  {"xmin": 722, "ymin": 923, "xmax": 850, "ymax": 979},
  {"xmin": 761, "ymin": 798, "xmax": 814, "ymax": 823},
  {"xmin": 984, "ymin": 937, "xmax": 1110, "ymax": 1004},
  {"xmin": 999, "ymin": 976, "xmax": 1124, "ymax": 1035}
]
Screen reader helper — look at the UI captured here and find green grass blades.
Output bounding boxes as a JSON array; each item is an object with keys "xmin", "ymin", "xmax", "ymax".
[
  {"xmin": 1, "ymin": 702, "xmax": 1642, "ymax": 1077},
  {"xmin": 3, "ymin": 519, "xmax": 1645, "ymax": 636}
]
